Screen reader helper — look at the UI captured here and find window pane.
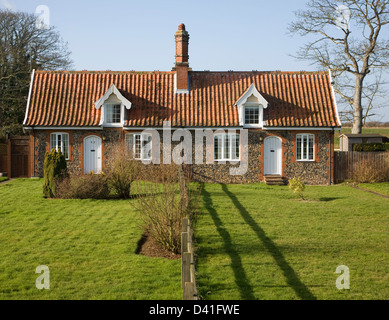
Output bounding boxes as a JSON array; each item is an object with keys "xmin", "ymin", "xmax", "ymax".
[
  {"xmin": 224, "ymin": 135, "xmax": 230, "ymax": 159},
  {"xmin": 62, "ymin": 134, "xmax": 69, "ymax": 159},
  {"xmin": 303, "ymin": 136, "xmax": 308, "ymax": 160},
  {"xmin": 134, "ymin": 134, "xmax": 141, "ymax": 159},
  {"xmin": 50, "ymin": 134, "xmax": 56, "ymax": 152},
  {"xmin": 232, "ymin": 134, "xmax": 240, "ymax": 160},
  {"xmin": 142, "ymin": 134, "xmax": 152, "ymax": 160},
  {"xmin": 297, "ymin": 134, "xmax": 314, "ymax": 161},
  {"xmin": 245, "ymin": 106, "xmax": 260, "ymax": 124},
  {"xmin": 309, "ymin": 136, "xmax": 314, "ymax": 160},
  {"xmin": 106, "ymin": 104, "xmax": 121, "ymax": 123},
  {"xmin": 125, "ymin": 134, "xmax": 134, "ymax": 155},
  {"xmin": 214, "ymin": 135, "xmax": 222, "ymax": 160},
  {"xmin": 297, "ymin": 136, "xmax": 302, "ymax": 160}
]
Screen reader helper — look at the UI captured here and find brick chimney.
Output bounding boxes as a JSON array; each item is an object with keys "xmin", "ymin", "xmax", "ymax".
[{"xmin": 173, "ymin": 23, "xmax": 190, "ymax": 93}]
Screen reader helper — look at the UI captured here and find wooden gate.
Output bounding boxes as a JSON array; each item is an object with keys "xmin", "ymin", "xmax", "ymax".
[{"xmin": 0, "ymin": 136, "xmax": 30, "ymax": 178}]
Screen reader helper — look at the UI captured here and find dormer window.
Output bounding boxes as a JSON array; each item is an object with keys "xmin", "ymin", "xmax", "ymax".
[
  {"xmin": 235, "ymin": 83, "xmax": 268, "ymax": 128},
  {"xmin": 105, "ymin": 104, "xmax": 121, "ymax": 124},
  {"xmin": 95, "ymin": 84, "xmax": 132, "ymax": 127},
  {"xmin": 244, "ymin": 103, "xmax": 261, "ymax": 125}
]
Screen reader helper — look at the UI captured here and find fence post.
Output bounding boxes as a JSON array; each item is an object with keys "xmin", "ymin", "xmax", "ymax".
[
  {"xmin": 182, "ymin": 252, "xmax": 191, "ymax": 289},
  {"xmin": 7, "ymin": 138, "xmax": 11, "ymax": 178}
]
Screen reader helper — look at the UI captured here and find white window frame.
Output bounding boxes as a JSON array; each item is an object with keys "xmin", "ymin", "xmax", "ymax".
[
  {"xmin": 125, "ymin": 133, "xmax": 152, "ymax": 161},
  {"xmin": 50, "ymin": 132, "xmax": 69, "ymax": 160},
  {"xmin": 104, "ymin": 103, "xmax": 123, "ymax": 126},
  {"xmin": 244, "ymin": 102, "xmax": 261, "ymax": 126},
  {"xmin": 296, "ymin": 133, "xmax": 315, "ymax": 161},
  {"xmin": 214, "ymin": 133, "xmax": 240, "ymax": 161}
]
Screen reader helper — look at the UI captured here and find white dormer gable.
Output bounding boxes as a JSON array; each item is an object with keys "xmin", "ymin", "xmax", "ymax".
[
  {"xmin": 235, "ymin": 83, "xmax": 268, "ymax": 128},
  {"xmin": 95, "ymin": 84, "xmax": 132, "ymax": 127}
]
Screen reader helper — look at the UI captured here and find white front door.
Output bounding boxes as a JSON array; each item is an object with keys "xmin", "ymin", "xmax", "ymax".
[
  {"xmin": 84, "ymin": 135, "xmax": 102, "ymax": 174},
  {"xmin": 264, "ymin": 136, "xmax": 282, "ymax": 175}
]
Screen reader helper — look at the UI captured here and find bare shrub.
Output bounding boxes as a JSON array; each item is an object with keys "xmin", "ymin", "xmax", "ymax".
[
  {"xmin": 56, "ymin": 173, "xmax": 110, "ymax": 199},
  {"xmin": 351, "ymin": 154, "xmax": 389, "ymax": 183},
  {"xmin": 105, "ymin": 145, "xmax": 139, "ymax": 199},
  {"xmin": 134, "ymin": 164, "xmax": 202, "ymax": 254}
]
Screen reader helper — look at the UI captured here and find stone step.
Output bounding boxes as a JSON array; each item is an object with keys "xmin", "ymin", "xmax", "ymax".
[{"xmin": 264, "ymin": 175, "xmax": 285, "ymax": 185}]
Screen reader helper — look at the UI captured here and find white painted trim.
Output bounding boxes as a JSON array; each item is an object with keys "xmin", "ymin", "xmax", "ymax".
[
  {"xmin": 213, "ymin": 133, "xmax": 241, "ymax": 162},
  {"xmin": 329, "ymin": 69, "xmax": 342, "ymax": 126},
  {"xmin": 264, "ymin": 127, "xmax": 341, "ymax": 131},
  {"xmin": 50, "ymin": 132, "xmax": 70, "ymax": 160},
  {"xmin": 235, "ymin": 83, "xmax": 268, "ymax": 127},
  {"xmin": 23, "ymin": 69, "xmax": 35, "ymax": 125},
  {"xmin": 123, "ymin": 127, "xmax": 244, "ymax": 130},
  {"xmin": 95, "ymin": 84, "xmax": 132, "ymax": 110},
  {"xmin": 264, "ymin": 135, "xmax": 282, "ymax": 175},
  {"xmin": 24, "ymin": 126, "xmax": 103, "ymax": 130},
  {"xmin": 296, "ymin": 133, "xmax": 315, "ymax": 161},
  {"xmin": 235, "ymin": 83, "xmax": 269, "ymax": 108}
]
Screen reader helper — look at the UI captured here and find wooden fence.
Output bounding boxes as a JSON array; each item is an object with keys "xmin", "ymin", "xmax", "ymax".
[
  {"xmin": 181, "ymin": 216, "xmax": 198, "ymax": 300},
  {"xmin": 334, "ymin": 151, "xmax": 389, "ymax": 183},
  {"xmin": 0, "ymin": 136, "xmax": 30, "ymax": 178}
]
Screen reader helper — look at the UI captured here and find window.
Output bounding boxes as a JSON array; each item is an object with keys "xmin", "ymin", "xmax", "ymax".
[
  {"xmin": 50, "ymin": 133, "xmax": 69, "ymax": 159},
  {"xmin": 125, "ymin": 133, "xmax": 152, "ymax": 160},
  {"xmin": 214, "ymin": 133, "xmax": 240, "ymax": 161},
  {"xmin": 244, "ymin": 105, "xmax": 260, "ymax": 125},
  {"xmin": 105, "ymin": 104, "xmax": 121, "ymax": 124},
  {"xmin": 296, "ymin": 134, "xmax": 314, "ymax": 161}
]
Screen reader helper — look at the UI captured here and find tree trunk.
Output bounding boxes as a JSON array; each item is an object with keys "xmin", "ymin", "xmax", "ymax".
[{"xmin": 352, "ymin": 76, "xmax": 364, "ymax": 134}]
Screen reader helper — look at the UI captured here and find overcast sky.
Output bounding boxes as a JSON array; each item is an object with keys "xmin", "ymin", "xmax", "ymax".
[{"xmin": 3, "ymin": 0, "xmax": 389, "ymax": 121}]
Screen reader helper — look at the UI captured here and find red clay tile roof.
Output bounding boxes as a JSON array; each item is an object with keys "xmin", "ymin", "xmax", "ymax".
[{"xmin": 24, "ymin": 70, "xmax": 340, "ymax": 128}]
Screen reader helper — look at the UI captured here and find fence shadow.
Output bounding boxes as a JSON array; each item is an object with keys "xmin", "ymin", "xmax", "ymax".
[
  {"xmin": 202, "ymin": 187, "xmax": 256, "ymax": 300},
  {"xmin": 221, "ymin": 184, "xmax": 317, "ymax": 300}
]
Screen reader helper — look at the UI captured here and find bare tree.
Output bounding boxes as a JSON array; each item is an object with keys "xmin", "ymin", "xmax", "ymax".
[
  {"xmin": 289, "ymin": 0, "xmax": 389, "ymax": 134},
  {"xmin": 0, "ymin": 9, "xmax": 73, "ymax": 136}
]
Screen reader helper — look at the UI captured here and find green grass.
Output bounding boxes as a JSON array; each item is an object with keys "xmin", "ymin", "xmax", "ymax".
[
  {"xmin": 0, "ymin": 177, "xmax": 9, "ymax": 182},
  {"xmin": 335, "ymin": 127, "xmax": 389, "ymax": 149},
  {"xmin": 195, "ymin": 183, "xmax": 389, "ymax": 300},
  {"xmin": 0, "ymin": 179, "xmax": 181, "ymax": 300},
  {"xmin": 358, "ymin": 182, "xmax": 389, "ymax": 197}
]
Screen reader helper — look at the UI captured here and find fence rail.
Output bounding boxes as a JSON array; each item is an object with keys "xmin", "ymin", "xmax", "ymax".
[
  {"xmin": 181, "ymin": 216, "xmax": 198, "ymax": 300},
  {"xmin": 334, "ymin": 151, "xmax": 389, "ymax": 183}
]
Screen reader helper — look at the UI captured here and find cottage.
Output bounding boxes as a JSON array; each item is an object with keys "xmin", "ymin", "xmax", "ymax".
[{"xmin": 23, "ymin": 24, "xmax": 341, "ymax": 185}]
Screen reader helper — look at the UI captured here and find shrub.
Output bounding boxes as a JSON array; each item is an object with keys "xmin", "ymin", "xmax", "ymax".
[
  {"xmin": 353, "ymin": 143, "xmax": 389, "ymax": 152},
  {"xmin": 56, "ymin": 173, "xmax": 110, "ymax": 199},
  {"xmin": 351, "ymin": 156, "xmax": 389, "ymax": 183},
  {"xmin": 134, "ymin": 164, "xmax": 202, "ymax": 254},
  {"xmin": 288, "ymin": 177, "xmax": 306, "ymax": 200},
  {"xmin": 43, "ymin": 149, "xmax": 68, "ymax": 198},
  {"xmin": 105, "ymin": 145, "xmax": 139, "ymax": 199}
]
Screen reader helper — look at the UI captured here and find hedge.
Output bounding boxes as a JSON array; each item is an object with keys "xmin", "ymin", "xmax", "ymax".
[{"xmin": 352, "ymin": 142, "xmax": 389, "ymax": 152}]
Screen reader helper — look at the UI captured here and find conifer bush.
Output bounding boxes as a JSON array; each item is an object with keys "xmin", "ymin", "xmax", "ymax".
[{"xmin": 43, "ymin": 149, "xmax": 68, "ymax": 198}]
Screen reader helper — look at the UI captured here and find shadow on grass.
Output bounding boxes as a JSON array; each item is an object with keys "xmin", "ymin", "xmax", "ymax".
[
  {"xmin": 202, "ymin": 188, "xmax": 256, "ymax": 300},
  {"xmin": 319, "ymin": 197, "xmax": 341, "ymax": 202},
  {"xmin": 221, "ymin": 184, "xmax": 317, "ymax": 300}
]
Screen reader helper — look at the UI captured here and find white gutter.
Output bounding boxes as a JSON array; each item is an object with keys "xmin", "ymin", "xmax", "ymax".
[
  {"xmin": 24, "ymin": 126, "xmax": 103, "ymax": 130},
  {"xmin": 264, "ymin": 126, "xmax": 341, "ymax": 131}
]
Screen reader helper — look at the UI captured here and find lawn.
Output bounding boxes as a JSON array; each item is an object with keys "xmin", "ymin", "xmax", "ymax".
[
  {"xmin": 334, "ymin": 127, "xmax": 389, "ymax": 149},
  {"xmin": 0, "ymin": 179, "xmax": 181, "ymax": 300},
  {"xmin": 358, "ymin": 182, "xmax": 389, "ymax": 197},
  {"xmin": 195, "ymin": 183, "xmax": 389, "ymax": 300}
]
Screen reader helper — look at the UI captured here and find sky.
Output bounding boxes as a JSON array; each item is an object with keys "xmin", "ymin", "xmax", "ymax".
[{"xmin": 2, "ymin": 0, "xmax": 389, "ymax": 121}]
